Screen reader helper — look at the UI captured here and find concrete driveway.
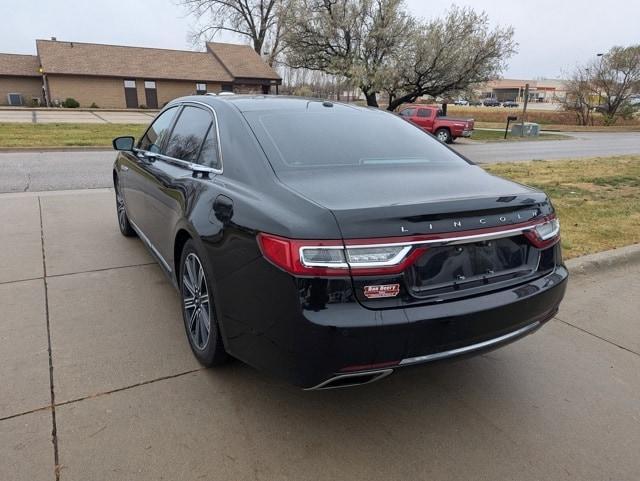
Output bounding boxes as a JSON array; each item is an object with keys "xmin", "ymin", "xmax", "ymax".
[{"xmin": 1, "ymin": 189, "xmax": 640, "ymax": 481}]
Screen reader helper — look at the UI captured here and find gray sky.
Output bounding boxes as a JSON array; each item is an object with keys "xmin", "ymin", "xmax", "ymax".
[{"xmin": 1, "ymin": 0, "xmax": 638, "ymax": 79}]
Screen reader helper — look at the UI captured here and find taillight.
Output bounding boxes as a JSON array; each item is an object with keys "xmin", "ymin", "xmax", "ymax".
[
  {"xmin": 258, "ymin": 216, "xmax": 560, "ymax": 277},
  {"xmin": 257, "ymin": 233, "xmax": 421, "ymax": 277},
  {"xmin": 524, "ymin": 218, "xmax": 560, "ymax": 248}
]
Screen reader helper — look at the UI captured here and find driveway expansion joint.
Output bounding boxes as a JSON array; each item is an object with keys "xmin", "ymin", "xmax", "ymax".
[
  {"xmin": 38, "ymin": 197, "xmax": 60, "ymax": 481},
  {"xmin": 554, "ymin": 316, "xmax": 640, "ymax": 358}
]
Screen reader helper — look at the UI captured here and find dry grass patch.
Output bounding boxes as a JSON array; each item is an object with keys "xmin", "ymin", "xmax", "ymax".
[
  {"xmin": 0, "ymin": 123, "xmax": 146, "ymax": 148},
  {"xmin": 484, "ymin": 156, "xmax": 640, "ymax": 259}
]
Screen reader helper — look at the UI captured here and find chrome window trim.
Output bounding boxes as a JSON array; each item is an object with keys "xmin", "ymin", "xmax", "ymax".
[
  {"xmin": 128, "ymin": 218, "xmax": 172, "ymax": 273},
  {"xmin": 399, "ymin": 321, "xmax": 541, "ymax": 366},
  {"xmin": 146, "ymin": 100, "xmax": 224, "ymax": 175}
]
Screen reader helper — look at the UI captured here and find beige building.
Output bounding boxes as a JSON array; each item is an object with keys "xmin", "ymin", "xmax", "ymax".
[
  {"xmin": 0, "ymin": 54, "xmax": 44, "ymax": 106},
  {"xmin": 478, "ymin": 78, "xmax": 568, "ymax": 103},
  {"xmin": 0, "ymin": 38, "xmax": 281, "ymax": 108}
]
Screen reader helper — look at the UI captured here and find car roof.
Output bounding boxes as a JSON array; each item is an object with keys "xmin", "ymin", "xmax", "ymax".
[{"xmin": 168, "ymin": 94, "xmax": 371, "ymax": 114}]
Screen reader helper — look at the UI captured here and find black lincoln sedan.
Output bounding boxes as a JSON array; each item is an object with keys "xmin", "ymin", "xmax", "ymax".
[{"xmin": 112, "ymin": 95, "xmax": 567, "ymax": 390}]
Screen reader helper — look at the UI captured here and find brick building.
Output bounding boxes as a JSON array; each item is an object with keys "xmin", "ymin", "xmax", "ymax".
[{"xmin": 0, "ymin": 38, "xmax": 281, "ymax": 108}]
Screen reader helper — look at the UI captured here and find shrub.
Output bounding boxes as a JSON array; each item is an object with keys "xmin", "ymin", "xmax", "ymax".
[
  {"xmin": 62, "ymin": 98, "xmax": 80, "ymax": 108},
  {"xmin": 89, "ymin": 102, "xmax": 99, "ymax": 109},
  {"xmin": 138, "ymin": 104, "xmax": 148, "ymax": 109}
]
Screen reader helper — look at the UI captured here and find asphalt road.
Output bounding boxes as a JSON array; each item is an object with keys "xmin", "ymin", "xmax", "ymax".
[
  {"xmin": 455, "ymin": 131, "xmax": 640, "ymax": 163},
  {"xmin": 2, "ymin": 189, "xmax": 640, "ymax": 481},
  {"xmin": 0, "ymin": 131, "xmax": 638, "ymax": 192}
]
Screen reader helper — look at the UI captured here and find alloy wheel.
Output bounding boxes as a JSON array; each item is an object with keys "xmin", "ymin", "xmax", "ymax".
[
  {"xmin": 116, "ymin": 188, "xmax": 127, "ymax": 231},
  {"xmin": 437, "ymin": 130, "xmax": 448, "ymax": 142},
  {"xmin": 182, "ymin": 253, "xmax": 211, "ymax": 350}
]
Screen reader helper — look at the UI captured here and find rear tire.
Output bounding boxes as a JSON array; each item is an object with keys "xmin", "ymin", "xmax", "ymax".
[
  {"xmin": 179, "ymin": 240, "xmax": 228, "ymax": 367},
  {"xmin": 435, "ymin": 128, "xmax": 452, "ymax": 144},
  {"xmin": 114, "ymin": 180, "xmax": 136, "ymax": 237}
]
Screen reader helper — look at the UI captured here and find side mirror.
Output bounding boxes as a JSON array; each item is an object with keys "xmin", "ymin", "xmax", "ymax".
[{"xmin": 113, "ymin": 136, "xmax": 135, "ymax": 151}]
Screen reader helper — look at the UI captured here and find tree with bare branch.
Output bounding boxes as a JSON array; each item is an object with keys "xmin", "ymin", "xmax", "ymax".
[
  {"xmin": 180, "ymin": 0, "xmax": 291, "ymax": 65},
  {"xmin": 283, "ymin": 0, "xmax": 414, "ymax": 107},
  {"xmin": 284, "ymin": 2, "xmax": 515, "ymax": 109},
  {"xmin": 559, "ymin": 67, "xmax": 598, "ymax": 126},
  {"xmin": 384, "ymin": 7, "xmax": 516, "ymax": 111},
  {"xmin": 591, "ymin": 45, "xmax": 640, "ymax": 124}
]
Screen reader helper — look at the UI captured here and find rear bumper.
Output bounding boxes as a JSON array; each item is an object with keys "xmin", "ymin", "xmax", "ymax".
[{"xmin": 221, "ymin": 261, "xmax": 568, "ymax": 389}]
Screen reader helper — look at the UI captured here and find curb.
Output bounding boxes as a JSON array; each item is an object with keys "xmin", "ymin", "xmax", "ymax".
[
  {"xmin": 566, "ymin": 243, "xmax": 640, "ymax": 276},
  {"xmin": 0, "ymin": 147, "xmax": 111, "ymax": 153}
]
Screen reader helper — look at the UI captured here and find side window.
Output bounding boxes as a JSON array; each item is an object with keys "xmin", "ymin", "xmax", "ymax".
[
  {"xmin": 138, "ymin": 107, "xmax": 178, "ymax": 153},
  {"xmin": 400, "ymin": 108, "xmax": 416, "ymax": 117},
  {"xmin": 417, "ymin": 109, "xmax": 431, "ymax": 118},
  {"xmin": 436, "ymin": 109, "xmax": 444, "ymax": 117},
  {"xmin": 198, "ymin": 123, "xmax": 221, "ymax": 170},
  {"xmin": 164, "ymin": 106, "xmax": 212, "ymax": 163}
]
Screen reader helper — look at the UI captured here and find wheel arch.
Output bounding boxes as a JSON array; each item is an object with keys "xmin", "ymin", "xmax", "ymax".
[{"xmin": 173, "ymin": 228, "xmax": 193, "ymax": 278}]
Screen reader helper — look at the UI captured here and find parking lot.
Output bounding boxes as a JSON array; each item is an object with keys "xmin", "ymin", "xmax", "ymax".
[{"xmin": 1, "ymin": 188, "xmax": 639, "ymax": 480}]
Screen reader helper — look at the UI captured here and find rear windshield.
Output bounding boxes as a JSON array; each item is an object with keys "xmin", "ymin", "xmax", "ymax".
[{"xmin": 244, "ymin": 108, "xmax": 468, "ymax": 171}]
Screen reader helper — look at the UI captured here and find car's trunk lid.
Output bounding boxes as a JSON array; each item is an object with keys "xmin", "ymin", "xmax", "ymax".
[{"xmin": 276, "ymin": 163, "xmax": 553, "ymax": 310}]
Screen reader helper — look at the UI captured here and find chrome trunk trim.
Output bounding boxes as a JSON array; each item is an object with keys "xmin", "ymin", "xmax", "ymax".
[{"xmin": 399, "ymin": 321, "xmax": 541, "ymax": 366}]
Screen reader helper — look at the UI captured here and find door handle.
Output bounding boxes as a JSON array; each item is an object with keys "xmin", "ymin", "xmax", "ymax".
[{"xmin": 212, "ymin": 195, "xmax": 234, "ymax": 224}]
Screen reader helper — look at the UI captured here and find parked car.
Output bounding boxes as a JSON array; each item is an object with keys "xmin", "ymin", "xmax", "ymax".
[
  {"xmin": 483, "ymin": 98, "xmax": 501, "ymax": 107},
  {"xmin": 398, "ymin": 104, "xmax": 474, "ymax": 143},
  {"xmin": 112, "ymin": 95, "xmax": 567, "ymax": 390},
  {"xmin": 468, "ymin": 99, "xmax": 483, "ymax": 106},
  {"xmin": 453, "ymin": 99, "xmax": 469, "ymax": 106},
  {"xmin": 503, "ymin": 100, "xmax": 519, "ymax": 108}
]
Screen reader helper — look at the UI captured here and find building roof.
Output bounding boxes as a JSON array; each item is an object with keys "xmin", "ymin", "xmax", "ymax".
[
  {"xmin": 207, "ymin": 42, "xmax": 281, "ymax": 81},
  {"xmin": 0, "ymin": 53, "xmax": 40, "ymax": 77},
  {"xmin": 36, "ymin": 39, "xmax": 234, "ymax": 82}
]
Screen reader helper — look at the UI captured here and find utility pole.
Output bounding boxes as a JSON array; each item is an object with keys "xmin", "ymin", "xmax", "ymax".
[{"xmin": 520, "ymin": 83, "xmax": 529, "ymax": 137}]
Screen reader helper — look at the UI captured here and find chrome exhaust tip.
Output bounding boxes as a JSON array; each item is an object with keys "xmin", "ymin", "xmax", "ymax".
[{"xmin": 305, "ymin": 369, "xmax": 394, "ymax": 391}]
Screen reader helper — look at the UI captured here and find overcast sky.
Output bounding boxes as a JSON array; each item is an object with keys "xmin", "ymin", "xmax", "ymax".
[{"xmin": 1, "ymin": 0, "xmax": 638, "ymax": 79}]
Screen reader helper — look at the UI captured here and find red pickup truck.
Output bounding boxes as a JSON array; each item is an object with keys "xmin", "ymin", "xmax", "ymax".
[{"xmin": 398, "ymin": 105, "xmax": 474, "ymax": 143}]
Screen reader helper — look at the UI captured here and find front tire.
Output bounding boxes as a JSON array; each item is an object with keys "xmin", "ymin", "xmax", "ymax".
[
  {"xmin": 115, "ymin": 180, "xmax": 136, "ymax": 237},
  {"xmin": 179, "ymin": 240, "xmax": 228, "ymax": 366},
  {"xmin": 435, "ymin": 128, "xmax": 452, "ymax": 144}
]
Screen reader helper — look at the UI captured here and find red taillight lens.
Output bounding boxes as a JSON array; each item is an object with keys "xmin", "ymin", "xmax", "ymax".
[
  {"xmin": 257, "ymin": 233, "xmax": 349, "ymax": 277},
  {"xmin": 257, "ymin": 233, "xmax": 420, "ymax": 277}
]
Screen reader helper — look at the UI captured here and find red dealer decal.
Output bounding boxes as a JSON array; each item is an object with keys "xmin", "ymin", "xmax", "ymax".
[{"xmin": 363, "ymin": 284, "xmax": 400, "ymax": 299}]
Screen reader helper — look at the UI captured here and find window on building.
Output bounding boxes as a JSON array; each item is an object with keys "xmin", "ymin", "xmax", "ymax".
[
  {"xmin": 124, "ymin": 80, "xmax": 136, "ymax": 88},
  {"xmin": 196, "ymin": 83, "xmax": 207, "ymax": 95},
  {"xmin": 144, "ymin": 81, "xmax": 156, "ymax": 89},
  {"xmin": 164, "ymin": 106, "xmax": 213, "ymax": 164},
  {"xmin": 138, "ymin": 106, "xmax": 178, "ymax": 153},
  {"xmin": 221, "ymin": 84, "xmax": 233, "ymax": 92}
]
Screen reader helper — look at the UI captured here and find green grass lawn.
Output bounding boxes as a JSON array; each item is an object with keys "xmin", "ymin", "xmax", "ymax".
[
  {"xmin": 0, "ymin": 123, "xmax": 146, "ymax": 148},
  {"xmin": 470, "ymin": 128, "xmax": 569, "ymax": 142},
  {"xmin": 484, "ymin": 155, "xmax": 640, "ymax": 259}
]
